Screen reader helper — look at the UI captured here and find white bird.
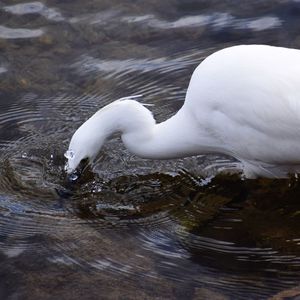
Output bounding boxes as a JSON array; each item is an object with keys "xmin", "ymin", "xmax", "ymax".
[{"xmin": 65, "ymin": 44, "xmax": 300, "ymax": 178}]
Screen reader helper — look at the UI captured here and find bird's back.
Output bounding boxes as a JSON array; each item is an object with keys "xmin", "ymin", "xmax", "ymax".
[{"xmin": 183, "ymin": 45, "xmax": 300, "ymax": 177}]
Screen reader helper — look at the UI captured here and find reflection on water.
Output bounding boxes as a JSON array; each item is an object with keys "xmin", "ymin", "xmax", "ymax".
[
  {"xmin": 1, "ymin": 0, "xmax": 300, "ymax": 299},
  {"xmin": 124, "ymin": 13, "xmax": 282, "ymax": 31},
  {"xmin": 3, "ymin": 2, "xmax": 64, "ymax": 22},
  {"xmin": 0, "ymin": 25, "xmax": 44, "ymax": 39}
]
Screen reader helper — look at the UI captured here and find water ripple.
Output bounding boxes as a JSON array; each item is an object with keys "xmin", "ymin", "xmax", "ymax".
[
  {"xmin": 69, "ymin": 9, "xmax": 121, "ymax": 25},
  {"xmin": 0, "ymin": 4, "xmax": 299, "ymax": 296},
  {"xmin": 123, "ymin": 13, "xmax": 282, "ymax": 32},
  {"xmin": 72, "ymin": 51, "xmax": 202, "ymax": 77},
  {"xmin": 0, "ymin": 25, "xmax": 44, "ymax": 39},
  {"xmin": 0, "ymin": 67, "xmax": 7, "ymax": 74},
  {"xmin": 3, "ymin": 2, "xmax": 64, "ymax": 22}
]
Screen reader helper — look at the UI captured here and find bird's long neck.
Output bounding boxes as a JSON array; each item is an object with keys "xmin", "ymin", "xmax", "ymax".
[
  {"xmin": 120, "ymin": 102, "xmax": 209, "ymax": 159},
  {"xmin": 68, "ymin": 99, "xmax": 220, "ymax": 173}
]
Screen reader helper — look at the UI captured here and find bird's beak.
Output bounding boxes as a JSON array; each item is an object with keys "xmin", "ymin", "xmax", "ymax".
[{"xmin": 65, "ymin": 157, "xmax": 90, "ymax": 182}]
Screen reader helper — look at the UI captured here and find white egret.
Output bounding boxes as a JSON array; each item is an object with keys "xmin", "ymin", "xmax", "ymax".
[{"xmin": 65, "ymin": 45, "xmax": 300, "ymax": 178}]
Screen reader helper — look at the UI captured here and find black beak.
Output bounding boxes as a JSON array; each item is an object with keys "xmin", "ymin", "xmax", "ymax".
[
  {"xmin": 67, "ymin": 169, "xmax": 81, "ymax": 182},
  {"xmin": 66, "ymin": 157, "xmax": 90, "ymax": 183}
]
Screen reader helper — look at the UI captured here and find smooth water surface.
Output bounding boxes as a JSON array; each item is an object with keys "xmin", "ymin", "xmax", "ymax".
[{"xmin": 0, "ymin": 1, "xmax": 300, "ymax": 299}]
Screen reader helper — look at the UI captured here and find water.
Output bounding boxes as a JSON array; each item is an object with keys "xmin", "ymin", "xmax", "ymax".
[{"xmin": 0, "ymin": 0, "xmax": 300, "ymax": 299}]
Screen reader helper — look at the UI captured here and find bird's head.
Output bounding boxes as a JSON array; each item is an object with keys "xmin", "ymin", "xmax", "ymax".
[
  {"xmin": 64, "ymin": 97, "xmax": 154, "ymax": 177},
  {"xmin": 64, "ymin": 119, "xmax": 106, "ymax": 175}
]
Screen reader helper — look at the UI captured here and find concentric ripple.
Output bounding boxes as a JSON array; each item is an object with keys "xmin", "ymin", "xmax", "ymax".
[
  {"xmin": 1, "ymin": 56, "xmax": 300, "ymax": 299},
  {"xmin": 1, "ymin": 0, "xmax": 300, "ymax": 297}
]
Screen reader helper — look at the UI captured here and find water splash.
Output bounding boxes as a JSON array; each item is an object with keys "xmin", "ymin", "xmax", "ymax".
[
  {"xmin": 67, "ymin": 173, "xmax": 79, "ymax": 181},
  {"xmin": 64, "ymin": 150, "xmax": 77, "ymax": 177}
]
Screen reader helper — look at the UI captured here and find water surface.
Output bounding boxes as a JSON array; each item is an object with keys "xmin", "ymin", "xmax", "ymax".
[{"xmin": 0, "ymin": 0, "xmax": 300, "ymax": 299}]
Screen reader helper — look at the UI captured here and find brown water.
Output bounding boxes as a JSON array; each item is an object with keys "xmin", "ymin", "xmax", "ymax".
[{"xmin": 0, "ymin": 1, "xmax": 300, "ymax": 299}]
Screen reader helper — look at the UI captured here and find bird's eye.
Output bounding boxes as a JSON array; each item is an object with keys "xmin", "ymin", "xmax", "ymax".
[{"xmin": 64, "ymin": 149, "xmax": 75, "ymax": 160}]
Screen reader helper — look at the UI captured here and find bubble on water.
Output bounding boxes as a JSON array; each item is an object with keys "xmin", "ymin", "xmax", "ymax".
[
  {"xmin": 64, "ymin": 150, "xmax": 75, "ymax": 160},
  {"xmin": 21, "ymin": 152, "xmax": 27, "ymax": 159}
]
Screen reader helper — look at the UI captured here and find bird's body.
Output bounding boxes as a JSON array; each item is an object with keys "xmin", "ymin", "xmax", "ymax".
[{"xmin": 65, "ymin": 45, "xmax": 300, "ymax": 178}]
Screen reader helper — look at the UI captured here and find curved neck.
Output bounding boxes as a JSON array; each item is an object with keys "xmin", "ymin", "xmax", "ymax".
[
  {"xmin": 68, "ymin": 99, "xmax": 220, "ymax": 173},
  {"xmin": 121, "ymin": 104, "xmax": 211, "ymax": 159}
]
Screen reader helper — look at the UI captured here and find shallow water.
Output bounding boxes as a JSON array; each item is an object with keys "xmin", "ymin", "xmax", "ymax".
[{"xmin": 0, "ymin": 1, "xmax": 300, "ymax": 299}]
